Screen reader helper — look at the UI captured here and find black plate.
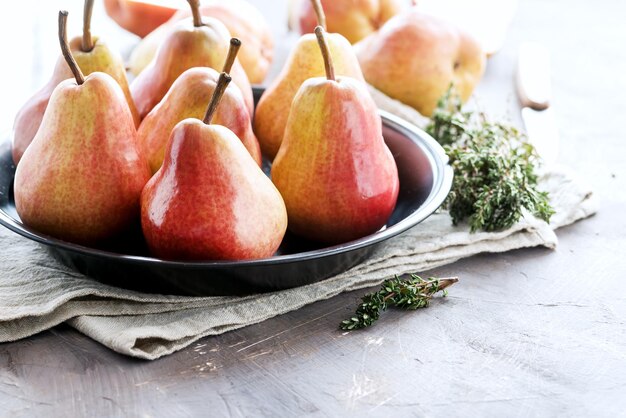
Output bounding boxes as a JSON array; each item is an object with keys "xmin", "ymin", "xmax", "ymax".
[{"xmin": 0, "ymin": 101, "xmax": 452, "ymax": 296}]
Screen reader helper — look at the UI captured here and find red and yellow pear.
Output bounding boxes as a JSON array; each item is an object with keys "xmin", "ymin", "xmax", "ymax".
[
  {"xmin": 293, "ymin": 0, "xmax": 406, "ymax": 44},
  {"xmin": 130, "ymin": 0, "xmax": 254, "ymax": 120},
  {"xmin": 141, "ymin": 74, "xmax": 287, "ymax": 261},
  {"xmin": 14, "ymin": 11, "xmax": 150, "ymax": 245},
  {"xmin": 354, "ymin": 8, "xmax": 486, "ymax": 116},
  {"xmin": 271, "ymin": 27, "xmax": 399, "ymax": 244},
  {"xmin": 103, "ymin": 0, "xmax": 176, "ymax": 38},
  {"xmin": 12, "ymin": 0, "xmax": 139, "ymax": 165},
  {"xmin": 254, "ymin": 0, "xmax": 365, "ymax": 159},
  {"xmin": 138, "ymin": 38, "xmax": 261, "ymax": 174},
  {"xmin": 126, "ymin": 0, "xmax": 274, "ymax": 84}
]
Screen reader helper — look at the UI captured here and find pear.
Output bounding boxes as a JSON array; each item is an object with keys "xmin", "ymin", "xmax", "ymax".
[
  {"xmin": 254, "ymin": 0, "xmax": 365, "ymax": 160},
  {"xmin": 11, "ymin": 60, "xmax": 72, "ymax": 166},
  {"xmin": 14, "ymin": 11, "xmax": 150, "ymax": 246},
  {"xmin": 141, "ymin": 73, "xmax": 287, "ymax": 261},
  {"xmin": 130, "ymin": 0, "xmax": 254, "ymax": 120},
  {"xmin": 271, "ymin": 27, "xmax": 399, "ymax": 244},
  {"xmin": 354, "ymin": 8, "xmax": 486, "ymax": 116},
  {"xmin": 138, "ymin": 39, "xmax": 261, "ymax": 174},
  {"xmin": 103, "ymin": 0, "xmax": 176, "ymax": 38},
  {"xmin": 12, "ymin": 0, "xmax": 139, "ymax": 165},
  {"xmin": 126, "ymin": 0, "xmax": 274, "ymax": 84},
  {"xmin": 294, "ymin": 0, "xmax": 406, "ymax": 44}
]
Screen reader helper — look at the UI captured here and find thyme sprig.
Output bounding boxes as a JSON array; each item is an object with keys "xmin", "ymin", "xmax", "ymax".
[
  {"xmin": 340, "ymin": 275, "xmax": 458, "ymax": 330},
  {"xmin": 426, "ymin": 88, "xmax": 472, "ymax": 147},
  {"xmin": 426, "ymin": 87, "xmax": 555, "ymax": 232}
]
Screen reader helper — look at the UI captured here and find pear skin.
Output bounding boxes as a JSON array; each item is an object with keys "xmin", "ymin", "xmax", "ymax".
[
  {"xmin": 297, "ymin": 0, "xmax": 406, "ymax": 44},
  {"xmin": 138, "ymin": 67, "xmax": 261, "ymax": 174},
  {"xmin": 130, "ymin": 17, "xmax": 254, "ymax": 120},
  {"xmin": 14, "ymin": 73, "xmax": 150, "ymax": 245},
  {"xmin": 141, "ymin": 120, "xmax": 287, "ymax": 261},
  {"xmin": 202, "ymin": 1, "xmax": 274, "ymax": 85},
  {"xmin": 354, "ymin": 9, "xmax": 486, "ymax": 116},
  {"xmin": 11, "ymin": 59, "xmax": 72, "ymax": 165},
  {"xmin": 271, "ymin": 76, "xmax": 399, "ymax": 244},
  {"xmin": 253, "ymin": 33, "xmax": 364, "ymax": 160},
  {"xmin": 70, "ymin": 37, "xmax": 140, "ymax": 127},
  {"xmin": 128, "ymin": 1, "xmax": 274, "ymax": 84},
  {"xmin": 12, "ymin": 36, "xmax": 140, "ymax": 165},
  {"xmin": 103, "ymin": 0, "xmax": 176, "ymax": 38}
]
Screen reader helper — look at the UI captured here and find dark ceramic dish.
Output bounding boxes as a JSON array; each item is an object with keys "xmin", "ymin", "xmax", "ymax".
[{"xmin": 0, "ymin": 98, "xmax": 452, "ymax": 295}]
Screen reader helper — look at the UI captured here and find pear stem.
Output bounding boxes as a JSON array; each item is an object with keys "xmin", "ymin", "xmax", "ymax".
[
  {"xmin": 222, "ymin": 38, "xmax": 241, "ymax": 74},
  {"xmin": 59, "ymin": 11, "xmax": 85, "ymax": 85},
  {"xmin": 203, "ymin": 73, "xmax": 232, "ymax": 125},
  {"xmin": 314, "ymin": 26, "xmax": 335, "ymax": 81},
  {"xmin": 81, "ymin": 0, "xmax": 94, "ymax": 52},
  {"xmin": 188, "ymin": 0, "xmax": 203, "ymax": 27},
  {"xmin": 310, "ymin": 0, "xmax": 327, "ymax": 30}
]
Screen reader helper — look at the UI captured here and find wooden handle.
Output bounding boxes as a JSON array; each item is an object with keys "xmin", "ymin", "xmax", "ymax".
[{"xmin": 516, "ymin": 42, "xmax": 551, "ymax": 110}]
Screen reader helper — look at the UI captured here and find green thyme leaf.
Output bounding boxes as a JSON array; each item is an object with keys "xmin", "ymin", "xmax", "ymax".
[
  {"xmin": 426, "ymin": 86, "xmax": 555, "ymax": 232},
  {"xmin": 340, "ymin": 275, "xmax": 458, "ymax": 330}
]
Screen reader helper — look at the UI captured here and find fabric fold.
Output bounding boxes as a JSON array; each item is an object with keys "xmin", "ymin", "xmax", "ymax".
[{"xmin": 0, "ymin": 165, "xmax": 596, "ymax": 359}]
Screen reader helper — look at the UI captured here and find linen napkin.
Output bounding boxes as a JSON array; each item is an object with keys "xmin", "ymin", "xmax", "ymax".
[{"xmin": 0, "ymin": 92, "xmax": 597, "ymax": 360}]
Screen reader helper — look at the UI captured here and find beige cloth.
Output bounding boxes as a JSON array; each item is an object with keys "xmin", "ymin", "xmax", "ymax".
[{"xmin": 0, "ymin": 94, "xmax": 597, "ymax": 360}]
